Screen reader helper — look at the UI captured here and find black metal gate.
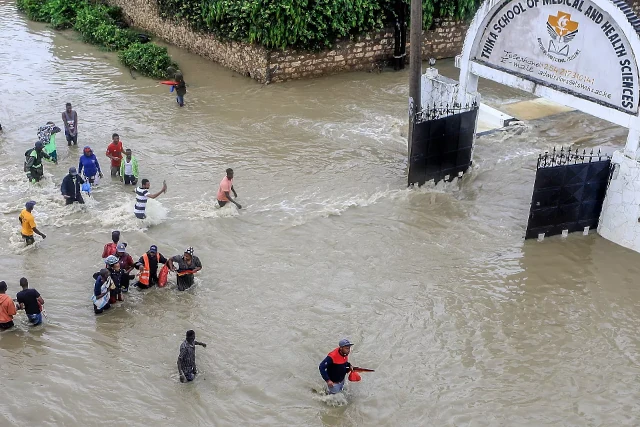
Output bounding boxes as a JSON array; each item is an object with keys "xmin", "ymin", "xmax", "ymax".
[
  {"xmin": 525, "ymin": 148, "xmax": 612, "ymax": 240},
  {"xmin": 408, "ymin": 103, "xmax": 478, "ymax": 186}
]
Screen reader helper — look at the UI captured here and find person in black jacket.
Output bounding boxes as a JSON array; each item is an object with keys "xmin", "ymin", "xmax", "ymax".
[
  {"xmin": 319, "ymin": 339, "xmax": 354, "ymax": 394},
  {"xmin": 61, "ymin": 167, "xmax": 85, "ymax": 205}
]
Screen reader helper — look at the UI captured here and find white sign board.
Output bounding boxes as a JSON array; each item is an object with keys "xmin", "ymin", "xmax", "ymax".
[{"xmin": 471, "ymin": 0, "xmax": 639, "ymax": 114}]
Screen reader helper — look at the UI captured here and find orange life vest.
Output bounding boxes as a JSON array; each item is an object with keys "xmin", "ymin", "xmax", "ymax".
[
  {"xmin": 328, "ymin": 348, "xmax": 348, "ymax": 364},
  {"xmin": 139, "ymin": 252, "xmax": 160, "ymax": 285}
]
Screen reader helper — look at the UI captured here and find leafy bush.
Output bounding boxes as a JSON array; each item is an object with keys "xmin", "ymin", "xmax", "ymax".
[
  {"xmin": 16, "ymin": 0, "xmax": 178, "ymax": 78},
  {"xmin": 119, "ymin": 42, "xmax": 176, "ymax": 79},
  {"xmin": 158, "ymin": 0, "xmax": 480, "ymax": 51},
  {"xmin": 93, "ymin": 23, "xmax": 140, "ymax": 51},
  {"xmin": 16, "ymin": 0, "xmax": 49, "ymax": 21},
  {"xmin": 73, "ymin": 3, "xmax": 113, "ymax": 43},
  {"xmin": 43, "ymin": 0, "xmax": 84, "ymax": 29}
]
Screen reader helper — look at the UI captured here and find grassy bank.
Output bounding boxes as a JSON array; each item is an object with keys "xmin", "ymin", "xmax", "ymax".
[{"xmin": 17, "ymin": 0, "xmax": 177, "ymax": 79}]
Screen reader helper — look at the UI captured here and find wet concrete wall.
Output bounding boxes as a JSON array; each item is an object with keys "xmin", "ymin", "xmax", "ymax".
[{"xmin": 104, "ymin": 0, "xmax": 468, "ymax": 83}]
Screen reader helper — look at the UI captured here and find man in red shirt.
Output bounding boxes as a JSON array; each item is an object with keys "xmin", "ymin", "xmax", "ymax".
[
  {"xmin": 102, "ymin": 230, "xmax": 121, "ymax": 259},
  {"xmin": 106, "ymin": 133, "xmax": 125, "ymax": 177}
]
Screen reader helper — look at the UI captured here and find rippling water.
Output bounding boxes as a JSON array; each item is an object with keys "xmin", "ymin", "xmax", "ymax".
[{"xmin": 1, "ymin": 1, "xmax": 640, "ymax": 425}]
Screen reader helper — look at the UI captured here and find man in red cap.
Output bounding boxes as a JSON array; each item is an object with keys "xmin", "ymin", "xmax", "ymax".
[{"xmin": 319, "ymin": 338, "xmax": 354, "ymax": 394}]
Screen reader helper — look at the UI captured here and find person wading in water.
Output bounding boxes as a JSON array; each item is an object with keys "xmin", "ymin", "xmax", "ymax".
[
  {"xmin": 15, "ymin": 277, "xmax": 45, "ymax": 326},
  {"xmin": 177, "ymin": 330, "xmax": 207, "ymax": 382},
  {"xmin": 134, "ymin": 179, "xmax": 167, "ymax": 219},
  {"xmin": 217, "ymin": 168, "xmax": 241, "ymax": 209},
  {"xmin": 61, "ymin": 167, "xmax": 85, "ymax": 205},
  {"xmin": 25, "ymin": 140, "xmax": 54, "ymax": 183},
  {"xmin": 167, "ymin": 247, "xmax": 202, "ymax": 291},
  {"xmin": 62, "ymin": 102, "xmax": 78, "ymax": 146},
  {"xmin": 0, "ymin": 281, "xmax": 17, "ymax": 330},
  {"xmin": 106, "ymin": 133, "xmax": 125, "ymax": 177},
  {"xmin": 319, "ymin": 339, "xmax": 355, "ymax": 394},
  {"xmin": 19, "ymin": 201, "xmax": 46, "ymax": 246},
  {"xmin": 134, "ymin": 245, "xmax": 168, "ymax": 289}
]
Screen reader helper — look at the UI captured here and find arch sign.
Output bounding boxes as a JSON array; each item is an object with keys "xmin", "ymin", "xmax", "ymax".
[{"xmin": 458, "ymin": 0, "xmax": 640, "ymax": 144}]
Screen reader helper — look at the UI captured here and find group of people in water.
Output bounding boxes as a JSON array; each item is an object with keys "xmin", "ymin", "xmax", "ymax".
[
  {"xmin": 91, "ymin": 230, "xmax": 203, "ymax": 314},
  {"xmin": 6, "ymin": 98, "xmax": 369, "ymax": 393}
]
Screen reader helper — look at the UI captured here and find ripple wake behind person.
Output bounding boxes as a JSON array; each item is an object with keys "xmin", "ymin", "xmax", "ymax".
[
  {"xmin": 78, "ymin": 146, "xmax": 102, "ymax": 185},
  {"xmin": 134, "ymin": 179, "xmax": 167, "ymax": 219}
]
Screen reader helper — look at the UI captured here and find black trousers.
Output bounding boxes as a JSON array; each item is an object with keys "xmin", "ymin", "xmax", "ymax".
[{"xmin": 66, "ymin": 195, "xmax": 85, "ymax": 205}]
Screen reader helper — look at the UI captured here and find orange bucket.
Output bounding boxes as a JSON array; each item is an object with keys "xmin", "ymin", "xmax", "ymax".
[{"xmin": 348, "ymin": 371, "xmax": 361, "ymax": 382}]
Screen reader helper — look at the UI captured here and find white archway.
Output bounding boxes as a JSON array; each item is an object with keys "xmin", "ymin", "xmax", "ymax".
[
  {"xmin": 457, "ymin": 0, "xmax": 640, "ymax": 158},
  {"xmin": 454, "ymin": 0, "xmax": 640, "ymax": 253}
]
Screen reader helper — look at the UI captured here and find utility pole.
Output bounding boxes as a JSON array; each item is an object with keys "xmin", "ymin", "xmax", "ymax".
[{"xmin": 408, "ymin": 0, "xmax": 422, "ymax": 166}]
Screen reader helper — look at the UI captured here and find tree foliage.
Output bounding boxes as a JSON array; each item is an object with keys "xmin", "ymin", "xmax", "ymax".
[
  {"xmin": 16, "ymin": 0, "xmax": 177, "ymax": 78},
  {"xmin": 156, "ymin": 0, "xmax": 480, "ymax": 50}
]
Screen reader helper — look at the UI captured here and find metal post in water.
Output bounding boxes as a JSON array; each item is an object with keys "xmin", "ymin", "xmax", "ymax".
[{"xmin": 407, "ymin": 0, "xmax": 422, "ymax": 176}]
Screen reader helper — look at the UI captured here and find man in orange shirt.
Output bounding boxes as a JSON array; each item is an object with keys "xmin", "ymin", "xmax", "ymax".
[
  {"xmin": 217, "ymin": 168, "xmax": 241, "ymax": 209},
  {"xmin": 0, "ymin": 281, "xmax": 17, "ymax": 330},
  {"xmin": 106, "ymin": 133, "xmax": 125, "ymax": 177}
]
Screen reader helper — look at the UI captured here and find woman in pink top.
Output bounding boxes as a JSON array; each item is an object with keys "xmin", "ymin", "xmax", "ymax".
[{"xmin": 217, "ymin": 168, "xmax": 241, "ymax": 209}]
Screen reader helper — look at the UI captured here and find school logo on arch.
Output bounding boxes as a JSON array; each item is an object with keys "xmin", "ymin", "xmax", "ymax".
[{"xmin": 538, "ymin": 11, "xmax": 581, "ymax": 62}]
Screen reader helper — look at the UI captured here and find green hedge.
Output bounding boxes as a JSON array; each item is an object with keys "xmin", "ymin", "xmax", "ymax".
[
  {"xmin": 156, "ymin": 0, "xmax": 480, "ymax": 51},
  {"xmin": 16, "ymin": 0, "xmax": 177, "ymax": 78},
  {"xmin": 119, "ymin": 43, "xmax": 176, "ymax": 79}
]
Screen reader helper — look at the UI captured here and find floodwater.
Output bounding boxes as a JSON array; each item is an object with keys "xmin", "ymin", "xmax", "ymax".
[{"xmin": 1, "ymin": 1, "xmax": 640, "ymax": 425}]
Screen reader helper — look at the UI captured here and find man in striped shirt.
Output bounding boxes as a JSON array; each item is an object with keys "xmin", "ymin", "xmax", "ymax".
[{"xmin": 134, "ymin": 178, "xmax": 167, "ymax": 219}]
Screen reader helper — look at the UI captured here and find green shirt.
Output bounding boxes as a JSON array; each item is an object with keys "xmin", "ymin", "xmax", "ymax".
[{"xmin": 120, "ymin": 156, "xmax": 139, "ymax": 178}]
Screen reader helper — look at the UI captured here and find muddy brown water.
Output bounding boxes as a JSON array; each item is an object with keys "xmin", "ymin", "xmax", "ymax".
[{"xmin": 1, "ymin": 1, "xmax": 640, "ymax": 425}]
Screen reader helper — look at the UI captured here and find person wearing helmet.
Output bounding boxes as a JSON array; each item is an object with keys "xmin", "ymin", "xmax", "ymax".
[
  {"xmin": 105, "ymin": 255, "xmax": 125, "ymax": 303},
  {"xmin": 24, "ymin": 140, "xmax": 53, "ymax": 183},
  {"xmin": 19, "ymin": 201, "xmax": 46, "ymax": 246},
  {"xmin": 78, "ymin": 146, "xmax": 103, "ymax": 186},
  {"xmin": 319, "ymin": 339, "xmax": 355, "ymax": 394},
  {"xmin": 114, "ymin": 242, "xmax": 135, "ymax": 293},
  {"xmin": 166, "ymin": 247, "xmax": 202, "ymax": 291}
]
